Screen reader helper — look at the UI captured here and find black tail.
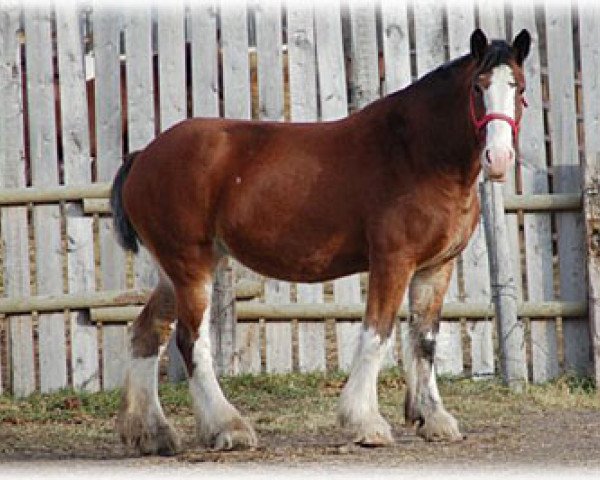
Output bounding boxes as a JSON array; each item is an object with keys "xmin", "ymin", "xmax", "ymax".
[{"xmin": 110, "ymin": 151, "xmax": 141, "ymax": 254}]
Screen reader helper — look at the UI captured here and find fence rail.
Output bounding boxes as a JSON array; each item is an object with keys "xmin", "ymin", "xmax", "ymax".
[
  {"xmin": 88, "ymin": 301, "xmax": 588, "ymax": 323},
  {"xmin": 1, "ymin": 0, "xmax": 598, "ymax": 396},
  {"xmin": 0, "ymin": 183, "xmax": 583, "ymax": 212}
]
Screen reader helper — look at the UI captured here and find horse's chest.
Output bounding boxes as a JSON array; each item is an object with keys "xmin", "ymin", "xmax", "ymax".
[{"xmin": 420, "ymin": 198, "xmax": 479, "ymax": 268}]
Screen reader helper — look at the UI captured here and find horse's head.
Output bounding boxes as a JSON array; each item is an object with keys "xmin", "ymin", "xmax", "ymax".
[{"xmin": 469, "ymin": 28, "xmax": 531, "ymax": 182}]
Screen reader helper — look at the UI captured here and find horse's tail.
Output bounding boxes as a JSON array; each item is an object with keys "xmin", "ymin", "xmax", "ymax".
[{"xmin": 110, "ymin": 150, "xmax": 141, "ymax": 254}]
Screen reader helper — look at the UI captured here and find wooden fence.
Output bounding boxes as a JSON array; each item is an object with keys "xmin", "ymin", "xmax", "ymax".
[{"xmin": 0, "ymin": 0, "xmax": 598, "ymax": 397}]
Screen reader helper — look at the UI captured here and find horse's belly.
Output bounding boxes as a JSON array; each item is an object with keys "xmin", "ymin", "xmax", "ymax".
[{"xmin": 219, "ymin": 230, "xmax": 368, "ymax": 283}]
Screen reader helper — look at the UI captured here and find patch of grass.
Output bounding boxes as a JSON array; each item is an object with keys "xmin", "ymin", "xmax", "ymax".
[
  {"xmin": 0, "ymin": 388, "xmax": 122, "ymax": 423},
  {"xmin": 0, "ymin": 370, "xmax": 597, "ymax": 428},
  {"xmin": 526, "ymin": 374, "xmax": 598, "ymax": 411}
]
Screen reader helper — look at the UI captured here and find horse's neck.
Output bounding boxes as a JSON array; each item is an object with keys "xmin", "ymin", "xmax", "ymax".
[{"xmin": 382, "ymin": 59, "xmax": 483, "ymax": 187}]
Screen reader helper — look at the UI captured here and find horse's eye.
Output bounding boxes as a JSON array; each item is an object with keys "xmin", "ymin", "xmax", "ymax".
[
  {"xmin": 473, "ymin": 84, "xmax": 483, "ymax": 95},
  {"xmin": 519, "ymin": 87, "xmax": 525, "ymax": 95}
]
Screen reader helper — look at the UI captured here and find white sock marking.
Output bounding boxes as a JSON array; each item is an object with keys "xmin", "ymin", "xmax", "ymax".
[
  {"xmin": 340, "ymin": 327, "xmax": 393, "ymax": 423},
  {"xmin": 188, "ymin": 283, "xmax": 237, "ymax": 438},
  {"xmin": 125, "ymin": 355, "xmax": 167, "ymax": 427}
]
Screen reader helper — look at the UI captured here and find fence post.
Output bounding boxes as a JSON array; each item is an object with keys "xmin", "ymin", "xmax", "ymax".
[
  {"xmin": 582, "ymin": 153, "xmax": 600, "ymax": 390},
  {"xmin": 480, "ymin": 181, "xmax": 527, "ymax": 392}
]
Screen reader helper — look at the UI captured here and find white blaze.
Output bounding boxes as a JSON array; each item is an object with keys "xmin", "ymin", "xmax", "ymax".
[{"xmin": 483, "ymin": 64, "xmax": 516, "ymax": 149}]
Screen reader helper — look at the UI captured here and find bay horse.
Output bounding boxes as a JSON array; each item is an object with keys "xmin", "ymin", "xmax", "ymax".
[{"xmin": 110, "ymin": 28, "xmax": 531, "ymax": 455}]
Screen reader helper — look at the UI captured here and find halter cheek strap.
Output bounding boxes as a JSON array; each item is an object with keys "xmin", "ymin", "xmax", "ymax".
[{"xmin": 470, "ymin": 92, "xmax": 527, "ymax": 140}]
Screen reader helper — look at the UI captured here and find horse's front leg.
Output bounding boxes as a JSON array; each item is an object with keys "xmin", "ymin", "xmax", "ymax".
[
  {"xmin": 338, "ymin": 254, "xmax": 411, "ymax": 446},
  {"xmin": 405, "ymin": 260, "xmax": 463, "ymax": 442}
]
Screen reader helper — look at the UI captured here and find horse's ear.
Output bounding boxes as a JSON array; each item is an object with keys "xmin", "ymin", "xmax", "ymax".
[
  {"xmin": 470, "ymin": 29, "xmax": 488, "ymax": 63},
  {"xmin": 512, "ymin": 29, "xmax": 531, "ymax": 65}
]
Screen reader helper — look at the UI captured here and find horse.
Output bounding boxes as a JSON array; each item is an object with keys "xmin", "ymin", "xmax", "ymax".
[{"xmin": 109, "ymin": 28, "xmax": 531, "ymax": 455}]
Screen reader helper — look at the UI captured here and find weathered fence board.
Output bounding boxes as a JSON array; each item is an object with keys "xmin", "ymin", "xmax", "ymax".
[
  {"xmin": 94, "ymin": 8, "xmax": 128, "ymax": 390},
  {"xmin": 513, "ymin": 0, "xmax": 558, "ymax": 383},
  {"xmin": 221, "ymin": 0, "xmax": 251, "ymax": 120},
  {"xmin": 463, "ymin": 224, "xmax": 495, "ymax": 380},
  {"xmin": 255, "ymin": 0, "xmax": 285, "ymax": 121},
  {"xmin": 157, "ymin": 2, "xmax": 186, "ymax": 132},
  {"xmin": 545, "ymin": 2, "xmax": 590, "ymax": 375},
  {"xmin": 56, "ymin": 3, "xmax": 100, "ymax": 392},
  {"xmin": 287, "ymin": 0, "xmax": 318, "ymax": 122},
  {"xmin": 334, "ymin": 279, "xmax": 362, "ymax": 372},
  {"xmin": 297, "ymin": 284, "xmax": 326, "ymax": 373},
  {"xmin": 24, "ymin": 7, "xmax": 67, "ymax": 394},
  {"xmin": 315, "ymin": 0, "xmax": 348, "ymax": 121},
  {"xmin": 190, "ymin": 0, "xmax": 220, "ymax": 118},
  {"xmin": 348, "ymin": 0, "xmax": 379, "ymax": 110},
  {"xmin": 3, "ymin": 206, "xmax": 33, "ymax": 398},
  {"xmin": 380, "ymin": 0, "xmax": 411, "ymax": 94},
  {"xmin": 0, "ymin": 3, "xmax": 32, "ymax": 398},
  {"xmin": 236, "ymin": 320, "xmax": 262, "ymax": 374},
  {"xmin": 264, "ymin": 280, "xmax": 292, "ymax": 373},
  {"xmin": 437, "ymin": 267, "xmax": 464, "ymax": 376},
  {"xmin": 413, "ymin": 0, "xmax": 444, "ymax": 76}
]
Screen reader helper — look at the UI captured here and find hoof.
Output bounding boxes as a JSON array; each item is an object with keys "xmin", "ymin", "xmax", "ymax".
[
  {"xmin": 339, "ymin": 411, "xmax": 394, "ymax": 447},
  {"xmin": 204, "ymin": 416, "xmax": 258, "ymax": 451},
  {"xmin": 117, "ymin": 411, "xmax": 181, "ymax": 456},
  {"xmin": 354, "ymin": 428, "xmax": 395, "ymax": 447},
  {"xmin": 416, "ymin": 408, "xmax": 463, "ymax": 442}
]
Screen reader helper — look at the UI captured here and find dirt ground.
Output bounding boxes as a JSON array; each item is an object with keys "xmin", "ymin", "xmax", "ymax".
[{"xmin": 1, "ymin": 372, "xmax": 599, "ymax": 470}]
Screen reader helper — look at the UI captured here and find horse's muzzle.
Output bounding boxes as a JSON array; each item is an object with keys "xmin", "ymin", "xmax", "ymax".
[{"xmin": 481, "ymin": 146, "xmax": 515, "ymax": 183}]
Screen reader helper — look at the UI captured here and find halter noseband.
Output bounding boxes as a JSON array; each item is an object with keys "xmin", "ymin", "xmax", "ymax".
[{"xmin": 469, "ymin": 89, "xmax": 527, "ymax": 141}]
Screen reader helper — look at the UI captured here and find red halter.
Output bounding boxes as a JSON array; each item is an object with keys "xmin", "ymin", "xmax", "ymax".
[{"xmin": 470, "ymin": 90, "xmax": 527, "ymax": 141}]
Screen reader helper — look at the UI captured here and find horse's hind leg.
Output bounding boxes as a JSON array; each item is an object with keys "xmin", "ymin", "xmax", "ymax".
[
  {"xmin": 338, "ymin": 253, "xmax": 411, "ymax": 446},
  {"xmin": 116, "ymin": 272, "xmax": 180, "ymax": 456},
  {"xmin": 170, "ymin": 253, "xmax": 257, "ymax": 451},
  {"xmin": 404, "ymin": 260, "xmax": 463, "ymax": 442}
]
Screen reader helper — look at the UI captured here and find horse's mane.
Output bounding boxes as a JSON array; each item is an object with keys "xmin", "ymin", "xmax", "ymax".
[
  {"xmin": 426, "ymin": 39, "xmax": 515, "ymax": 80},
  {"xmin": 359, "ymin": 39, "xmax": 516, "ymax": 115}
]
